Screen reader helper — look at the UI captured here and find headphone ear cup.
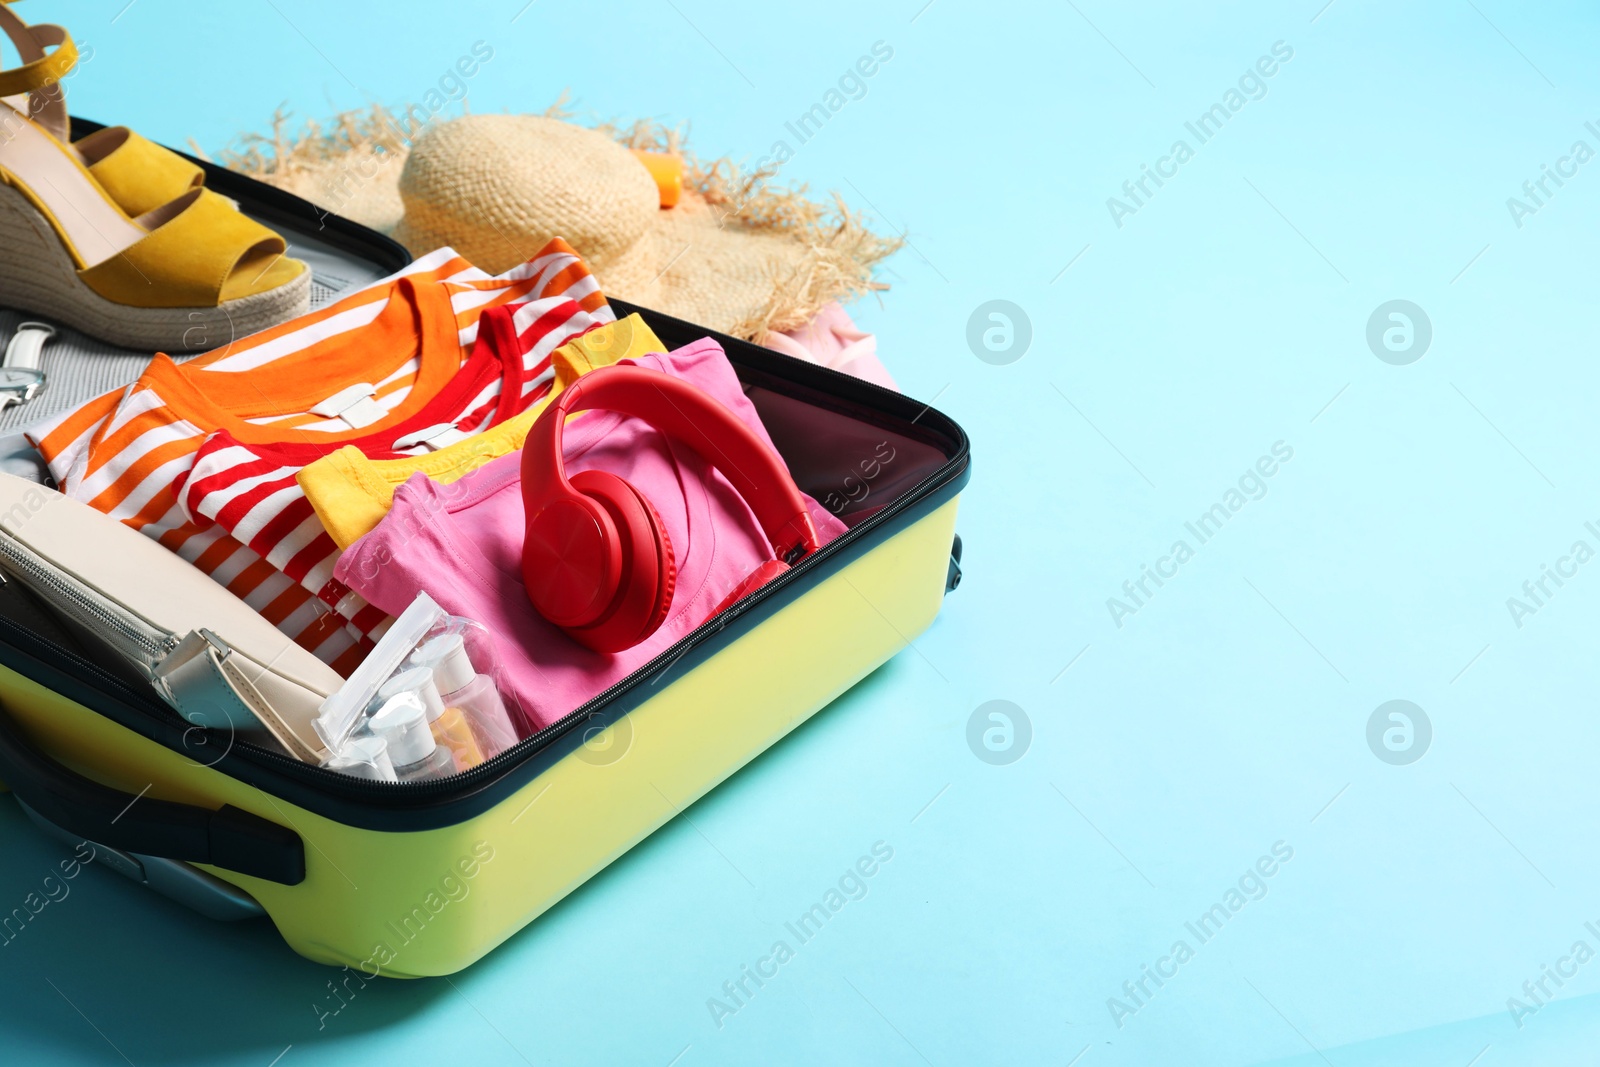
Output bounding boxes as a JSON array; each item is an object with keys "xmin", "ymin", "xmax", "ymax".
[
  {"xmin": 567, "ymin": 470, "xmax": 675, "ymax": 652},
  {"xmin": 621, "ymin": 478, "xmax": 675, "ymax": 640},
  {"xmin": 522, "ymin": 495, "xmax": 623, "ymax": 630}
]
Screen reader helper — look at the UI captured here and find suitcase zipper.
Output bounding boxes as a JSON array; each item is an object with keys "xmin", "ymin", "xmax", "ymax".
[
  {"xmin": 0, "ymin": 612, "xmax": 175, "ymax": 718},
  {"xmin": 0, "ymin": 539, "xmax": 176, "ymax": 669},
  {"xmin": 171, "ymin": 449, "xmax": 963, "ymax": 800},
  {"xmin": 0, "ymin": 442, "xmax": 967, "ymax": 805}
]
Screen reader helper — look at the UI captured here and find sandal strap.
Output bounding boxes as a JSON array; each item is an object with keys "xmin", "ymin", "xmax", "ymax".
[
  {"xmin": 79, "ymin": 189, "xmax": 288, "ymax": 309},
  {"xmin": 0, "ymin": 4, "xmax": 76, "ymax": 141},
  {"xmin": 84, "ymin": 130, "xmax": 204, "ymax": 219}
]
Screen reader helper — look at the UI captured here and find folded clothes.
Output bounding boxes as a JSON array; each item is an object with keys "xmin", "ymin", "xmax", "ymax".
[
  {"xmin": 176, "ymin": 306, "xmax": 649, "ymax": 645},
  {"xmin": 27, "ymin": 241, "xmax": 609, "ymax": 674},
  {"xmin": 335, "ymin": 338, "xmax": 848, "ymax": 729},
  {"xmin": 764, "ymin": 300, "xmax": 897, "ymax": 391},
  {"xmin": 299, "ymin": 313, "xmax": 663, "ymax": 551}
]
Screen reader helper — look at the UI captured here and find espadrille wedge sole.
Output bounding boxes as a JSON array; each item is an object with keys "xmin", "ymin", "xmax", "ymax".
[{"xmin": 0, "ymin": 182, "xmax": 310, "ymax": 352}]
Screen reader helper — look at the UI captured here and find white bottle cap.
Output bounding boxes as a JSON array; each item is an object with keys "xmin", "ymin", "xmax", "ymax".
[
  {"xmin": 369, "ymin": 692, "xmax": 436, "ymax": 767},
  {"xmin": 413, "ymin": 633, "xmax": 474, "ymax": 694},
  {"xmin": 376, "ymin": 666, "xmax": 446, "ymax": 723}
]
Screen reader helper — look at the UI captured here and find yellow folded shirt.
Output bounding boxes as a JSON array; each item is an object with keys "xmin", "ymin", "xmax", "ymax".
[{"xmin": 299, "ymin": 314, "xmax": 663, "ymax": 549}]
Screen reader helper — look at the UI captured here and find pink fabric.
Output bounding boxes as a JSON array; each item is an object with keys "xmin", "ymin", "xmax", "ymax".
[
  {"xmin": 335, "ymin": 338, "xmax": 848, "ymax": 731},
  {"xmin": 763, "ymin": 301, "xmax": 897, "ymax": 391}
]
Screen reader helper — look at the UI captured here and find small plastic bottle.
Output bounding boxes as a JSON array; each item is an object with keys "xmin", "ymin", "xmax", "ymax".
[
  {"xmin": 377, "ymin": 666, "xmax": 485, "ymax": 771},
  {"xmin": 412, "ymin": 633, "xmax": 519, "ymax": 756},
  {"xmin": 368, "ymin": 692, "xmax": 458, "ymax": 782}
]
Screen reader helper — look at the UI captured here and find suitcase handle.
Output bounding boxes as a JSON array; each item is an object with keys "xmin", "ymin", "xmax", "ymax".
[{"xmin": 0, "ymin": 699, "xmax": 305, "ymax": 886}]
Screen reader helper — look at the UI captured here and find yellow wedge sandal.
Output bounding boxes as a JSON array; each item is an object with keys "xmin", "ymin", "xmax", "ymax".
[
  {"xmin": 1, "ymin": 3, "xmax": 205, "ymax": 216},
  {"xmin": 0, "ymin": 7, "xmax": 309, "ymax": 351}
]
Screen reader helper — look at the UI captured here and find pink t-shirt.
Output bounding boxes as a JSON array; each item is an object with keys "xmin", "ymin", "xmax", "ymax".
[{"xmin": 334, "ymin": 338, "xmax": 848, "ymax": 730}]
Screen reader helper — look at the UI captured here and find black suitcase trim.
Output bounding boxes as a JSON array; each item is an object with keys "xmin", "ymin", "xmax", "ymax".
[{"xmin": 0, "ymin": 311, "xmax": 969, "ymax": 831}]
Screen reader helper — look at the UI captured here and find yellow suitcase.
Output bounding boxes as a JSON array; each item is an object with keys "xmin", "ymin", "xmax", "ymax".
[{"xmin": 0, "ymin": 213, "xmax": 969, "ymax": 975}]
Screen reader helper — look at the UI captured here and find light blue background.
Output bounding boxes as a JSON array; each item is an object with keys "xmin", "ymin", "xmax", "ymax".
[{"xmin": 3, "ymin": 0, "xmax": 1600, "ymax": 1063}]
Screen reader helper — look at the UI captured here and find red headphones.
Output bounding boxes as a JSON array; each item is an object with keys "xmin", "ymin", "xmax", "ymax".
[{"xmin": 520, "ymin": 365, "xmax": 821, "ymax": 654}]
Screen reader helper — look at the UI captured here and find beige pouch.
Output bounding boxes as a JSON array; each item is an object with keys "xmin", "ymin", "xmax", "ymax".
[{"xmin": 0, "ymin": 473, "xmax": 337, "ymax": 761}]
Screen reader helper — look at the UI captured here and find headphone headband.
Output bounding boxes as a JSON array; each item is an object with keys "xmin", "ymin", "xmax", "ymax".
[{"xmin": 523, "ymin": 365, "xmax": 821, "ymax": 560}]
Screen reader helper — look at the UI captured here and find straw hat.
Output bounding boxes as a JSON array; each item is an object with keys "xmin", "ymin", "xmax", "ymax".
[{"xmin": 218, "ymin": 109, "xmax": 898, "ymax": 339}]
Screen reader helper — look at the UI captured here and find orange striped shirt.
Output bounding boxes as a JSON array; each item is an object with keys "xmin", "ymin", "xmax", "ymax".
[{"xmin": 27, "ymin": 242, "xmax": 611, "ymax": 676}]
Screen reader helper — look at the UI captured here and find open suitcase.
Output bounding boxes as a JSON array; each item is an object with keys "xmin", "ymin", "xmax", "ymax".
[{"xmin": 0, "ymin": 121, "xmax": 971, "ymax": 977}]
